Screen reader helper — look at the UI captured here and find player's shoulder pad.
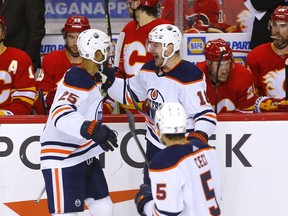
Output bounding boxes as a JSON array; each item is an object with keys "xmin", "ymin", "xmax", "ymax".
[
  {"xmin": 7, "ymin": 47, "xmax": 31, "ymax": 61},
  {"xmin": 64, "ymin": 66, "xmax": 95, "ymax": 90},
  {"xmin": 166, "ymin": 60, "xmax": 204, "ymax": 83},
  {"xmin": 149, "ymin": 145, "xmax": 191, "ymax": 170},
  {"xmin": 123, "ymin": 20, "xmax": 137, "ymax": 32},
  {"xmin": 43, "ymin": 49, "xmax": 65, "ymax": 60},
  {"xmin": 141, "ymin": 59, "xmax": 157, "ymax": 71},
  {"xmin": 150, "ymin": 142, "xmax": 213, "ymax": 170}
]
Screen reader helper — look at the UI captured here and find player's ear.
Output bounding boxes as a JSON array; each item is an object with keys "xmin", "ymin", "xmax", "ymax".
[
  {"xmin": 205, "ymin": 59, "xmax": 211, "ymax": 67},
  {"xmin": 94, "ymin": 50, "xmax": 104, "ymax": 62}
]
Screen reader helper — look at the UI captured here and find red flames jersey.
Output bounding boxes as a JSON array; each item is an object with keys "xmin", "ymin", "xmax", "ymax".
[
  {"xmin": 197, "ymin": 61, "xmax": 257, "ymax": 113},
  {"xmin": 36, "ymin": 49, "xmax": 80, "ymax": 94},
  {"xmin": 0, "ymin": 47, "xmax": 36, "ymax": 115},
  {"xmin": 246, "ymin": 43, "xmax": 287, "ymax": 98},
  {"xmin": 118, "ymin": 18, "xmax": 171, "ymax": 78},
  {"xmin": 35, "ymin": 49, "xmax": 80, "ymax": 114}
]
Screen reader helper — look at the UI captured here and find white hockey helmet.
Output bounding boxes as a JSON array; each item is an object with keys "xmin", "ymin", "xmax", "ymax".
[
  {"xmin": 155, "ymin": 102, "xmax": 187, "ymax": 136},
  {"xmin": 148, "ymin": 24, "xmax": 182, "ymax": 66},
  {"xmin": 77, "ymin": 29, "xmax": 110, "ymax": 64}
]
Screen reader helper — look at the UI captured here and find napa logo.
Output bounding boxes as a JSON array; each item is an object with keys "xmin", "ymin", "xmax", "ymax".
[{"xmin": 187, "ymin": 37, "xmax": 205, "ymax": 55}]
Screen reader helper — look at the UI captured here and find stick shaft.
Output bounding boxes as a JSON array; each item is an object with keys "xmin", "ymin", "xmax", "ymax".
[
  {"xmin": 35, "ymin": 186, "xmax": 45, "ymax": 203},
  {"xmin": 126, "ymin": 109, "xmax": 150, "ymax": 167}
]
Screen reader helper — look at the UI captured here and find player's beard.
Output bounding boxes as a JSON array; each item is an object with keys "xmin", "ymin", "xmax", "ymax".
[
  {"xmin": 271, "ymin": 35, "xmax": 288, "ymax": 50},
  {"xmin": 65, "ymin": 44, "xmax": 79, "ymax": 57}
]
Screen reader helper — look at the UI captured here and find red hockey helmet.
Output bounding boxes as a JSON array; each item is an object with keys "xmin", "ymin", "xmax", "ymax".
[
  {"xmin": 204, "ymin": 38, "xmax": 233, "ymax": 61},
  {"xmin": 129, "ymin": 0, "xmax": 159, "ymax": 7},
  {"xmin": 271, "ymin": 6, "xmax": 288, "ymax": 22},
  {"xmin": 0, "ymin": 16, "xmax": 6, "ymax": 31},
  {"xmin": 63, "ymin": 15, "xmax": 90, "ymax": 33}
]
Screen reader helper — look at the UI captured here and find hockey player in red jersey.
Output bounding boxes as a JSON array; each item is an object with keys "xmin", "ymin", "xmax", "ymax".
[
  {"xmin": 197, "ymin": 38, "xmax": 258, "ymax": 113},
  {"xmin": 34, "ymin": 15, "xmax": 90, "ymax": 114},
  {"xmin": 134, "ymin": 102, "xmax": 221, "ymax": 216},
  {"xmin": 116, "ymin": 0, "xmax": 171, "ymax": 78},
  {"xmin": 247, "ymin": 6, "xmax": 288, "ymax": 112},
  {"xmin": 0, "ymin": 16, "xmax": 36, "ymax": 115},
  {"xmin": 40, "ymin": 29, "xmax": 118, "ymax": 216},
  {"xmin": 101, "ymin": 24, "xmax": 217, "ymax": 185}
]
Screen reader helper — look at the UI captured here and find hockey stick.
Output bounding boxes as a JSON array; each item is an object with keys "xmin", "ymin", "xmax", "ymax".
[
  {"xmin": 113, "ymin": 31, "xmax": 125, "ymax": 70},
  {"xmin": 126, "ymin": 81, "xmax": 154, "ymax": 124},
  {"xmin": 104, "ymin": 0, "xmax": 115, "ymax": 65},
  {"xmin": 285, "ymin": 58, "xmax": 288, "ymax": 99},
  {"xmin": 126, "ymin": 109, "xmax": 150, "ymax": 167},
  {"xmin": 35, "ymin": 186, "xmax": 45, "ymax": 203},
  {"xmin": 214, "ymin": 50, "xmax": 225, "ymax": 114},
  {"xmin": 38, "ymin": 89, "xmax": 47, "ymax": 115}
]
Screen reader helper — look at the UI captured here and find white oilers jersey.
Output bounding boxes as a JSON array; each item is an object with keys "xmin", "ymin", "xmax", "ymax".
[
  {"xmin": 40, "ymin": 66, "xmax": 104, "ymax": 169},
  {"xmin": 108, "ymin": 59, "xmax": 217, "ymax": 149},
  {"xmin": 148, "ymin": 142, "xmax": 221, "ymax": 215}
]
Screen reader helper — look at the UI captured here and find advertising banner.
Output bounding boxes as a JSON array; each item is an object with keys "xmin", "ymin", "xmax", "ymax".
[
  {"xmin": 1, "ymin": 119, "xmax": 288, "ymax": 215},
  {"xmin": 181, "ymin": 33, "xmax": 252, "ymax": 65}
]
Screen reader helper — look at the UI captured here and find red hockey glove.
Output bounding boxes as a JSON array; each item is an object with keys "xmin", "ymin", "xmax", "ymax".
[
  {"xmin": 80, "ymin": 120, "xmax": 118, "ymax": 152},
  {"xmin": 254, "ymin": 96, "xmax": 288, "ymax": 112},
  {"xmin": 45, "ymin": 88, "xmax": 57, "ymax": 108},
  {"xmin": 134, "ymin": 184, "xmax": 153, "ymax": 216}
]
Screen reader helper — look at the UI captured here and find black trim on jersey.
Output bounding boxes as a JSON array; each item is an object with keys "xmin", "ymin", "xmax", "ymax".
[
  {"xmin": 52, "ymin": 104, "xmax": 77, "ymax": 127},
  {"xmin": 155, "ymin": 205, "xmax": 182, "ymax": 216},
  {"xmin": 67, "ymin": 143, "xmax": 99, "ymax": 158},
  {"xmin": 194, "ymin": 109, "xmax": 215, "ymax": 119},
  {"xmin": 64, "ymin": 66, "xmax": 96, "ymax": 90},
  {"xmin": 54, "ymin": 110, "xmax": 75, "ymax": 127},
  {"xmin": 40, "ymin": 143, "xmax": 99, "ymax": 161},
  {"xmin": 141, "ymin": 59, "xmax": 204, "ymax": 83},
  {"xmin": 41, "ymin": 141, "xmax": 79, "ymax": 149},
  {"xmin": 197, "ymin": 117, "xmax": 217, "ymax": 126}
]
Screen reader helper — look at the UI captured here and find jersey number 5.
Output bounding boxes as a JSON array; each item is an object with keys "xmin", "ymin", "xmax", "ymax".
[{"xmin": 201, "ymin": 170, "xmax": 221, "ymax": 216}]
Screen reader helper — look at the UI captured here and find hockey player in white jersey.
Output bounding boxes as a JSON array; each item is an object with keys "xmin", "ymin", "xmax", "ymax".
[
  {"xmin": 134, "ymin": 102, "xmax": 222, "ymax": 216},
  {"xmin": 101, "ymin": 24, "xmax": 217, "ymax": 185},
  {"xmin": 40, "ymin": 29, "xmax": 118, "ymax": 216}
]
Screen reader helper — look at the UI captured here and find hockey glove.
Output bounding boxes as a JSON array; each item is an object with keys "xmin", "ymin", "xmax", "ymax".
[
  {"xmin": 45, "ymin": 88, "xmax": 57, "ymax": 109},
  {"xmin": 134, "ymin": 184, "xmax": 153, "ymax": 216},
  {"xmin": 187, "ymin": 131, "xmax": 208, "ymax": 144},
  {"xmin": 100, "ymin": 66, "xmax": 115, "ymax": 91},
  {"xmin": 80, "ymin": 120, "xmax": 118, "ymax": 152},
  {"xmin": 254, "ymin": 96, "xmax": 288, "ymax": 112}
]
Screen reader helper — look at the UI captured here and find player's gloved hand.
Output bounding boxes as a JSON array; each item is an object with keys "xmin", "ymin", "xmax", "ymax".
[
  {"xmin": 134, "ymin": 184, "xmax": 153, "ymax": 216},
  {"xmin": 99, "ymin": 66, "xmax": 115, "ymax": 90},
  {"xmin": 80, "ymin": 120, "xmax": 118, "ymax": 152},
  {"xmin": 45, "ymin": 88, "xmax": 57, "ymax": 108},
  {"xmin": 254, "ymin": 96, "xmax": 288, "ymax": 112},
  {"xmin": 187, "ymin": 131, "xmax": 208, "ymax": 144}
]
